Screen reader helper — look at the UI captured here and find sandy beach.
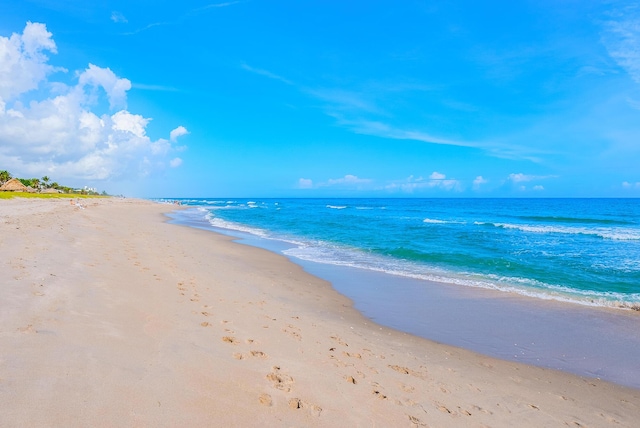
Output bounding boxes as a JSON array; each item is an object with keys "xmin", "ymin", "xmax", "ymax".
[{"xmin": 1, "ymin": 198, "xmax": 639, "ymax": 427}]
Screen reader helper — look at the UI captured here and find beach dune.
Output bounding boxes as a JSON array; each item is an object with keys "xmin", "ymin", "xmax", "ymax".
[{"xmin": 1, "ymin": 198, "xmax": 638, "ymax": 427}]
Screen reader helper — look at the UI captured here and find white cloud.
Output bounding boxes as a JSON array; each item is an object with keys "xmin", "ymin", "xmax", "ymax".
[
  {"xmin": 325, "ymin": 174, "xmax": 372, "ymax": 186},
  {"xmin": 111, "ymin": 11, "xmax": 128, "ymax": 23},
  {"xmin": 508, "ymin": 173, "xmax": 536, "ymax": 183},
  {"xmin": 111, "ymin": 110, "xmax": 148, "ymax": 138},
  {"xmin": 241, "ymin": 63, "xmax": 293, "ymax": 85},
  {"xmin": 472, "ymin": 175, "xmax": 488, "ymax": 190},
  {"xmin": 78, "ymin": 63, "xmax": 131, "ymax": 109},
  {"xmin": 602, "ymin": 12, "xmax": 640, "ymax": 83},
  {"xmin": 0, "ymin": 22, "xmax": 186, "ymax": 182},
  {"xmin": 384, "ymin": 173, "xmax": 461, "ymax": 193},
  {"xmin": 169, "ymin": 157, "xmax": 183, "ymax": 168},
  {"xmin": 622, "ymin": 181, "xmax": 640, "ymax": 188},
  {"xmin": 0, "ymin": 22, "xmax": 60, "ymax": 101},
  {"xmin": 170, "ymin": 125, "xmax": 189, "ymax": 142},
  {"xmin": 302, "ymin": 174, "xmax": 372, "ymax": 189},
  {"xmin": 508, "ymin": 173, "xmax": 556, "ymax": 184},
  {"xmin": 533, "ymin": 185, "xmax": 544, "ymax": 191},
  {"xmin": 297, "ymin": 178, "xmax": 313, "ymax": 189}
]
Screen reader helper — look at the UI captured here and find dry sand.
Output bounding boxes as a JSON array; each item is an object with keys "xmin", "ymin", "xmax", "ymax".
[{"xmin": 1, "ymin": 197, "xmax": 638, "ymax": 427}]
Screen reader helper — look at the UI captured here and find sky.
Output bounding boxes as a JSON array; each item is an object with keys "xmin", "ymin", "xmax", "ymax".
[{"xmin": 1, "ymin": 0, "xmax": 640, "ymax": 198}]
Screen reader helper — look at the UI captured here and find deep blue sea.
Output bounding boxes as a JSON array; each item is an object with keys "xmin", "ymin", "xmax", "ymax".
[{"xmin": 161, "ymin": 198, "xmax": 640, "ymax": 310}]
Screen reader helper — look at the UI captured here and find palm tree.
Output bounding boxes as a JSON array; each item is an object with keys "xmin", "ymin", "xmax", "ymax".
[
  {"xmin": 0, "ymin": 170, "xmax": 11, "ymax": 184},
  {"xmin": 42, "ymin": 176, "xmax": 50, "ymax": 188}
]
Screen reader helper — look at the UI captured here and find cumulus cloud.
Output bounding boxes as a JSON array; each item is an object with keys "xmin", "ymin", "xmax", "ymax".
[
  {"xmin": 169, "ymin": 157, "xmax": 183, "ymax": 168},
  {"xmin": 533, "ymin": 185, "xmax": 544, "ymax": 191},
  {"xmin": 0, "ymin": 22, "xmax": 60, "ymax": 101},
  {"xmin": 0, "ymin": 22, "xmax": 187, "ymax": 182},
  {"xmin": 170, "ymin": 125, "xmax": 189, "ymax": 142},
  {"xmin": 622, "ymin": 181, "xmax": 640, "ymax": 188},
  {"xmin": 472, "ymin": 175, "xmax": 488, "ymax": 190},
  {"xmin": 78, "ymin": 63, "xmax": 131, "ymax": 109}
]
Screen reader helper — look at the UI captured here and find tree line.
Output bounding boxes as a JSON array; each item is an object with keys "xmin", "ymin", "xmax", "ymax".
[{"xmin": 0, "ymin": 170, "xmax": 107, "ymax": 195}]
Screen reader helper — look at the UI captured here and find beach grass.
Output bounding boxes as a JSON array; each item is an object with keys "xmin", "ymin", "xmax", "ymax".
[{"xmin": 0, "ymin": 192, "xmax": 108, "ymax": 200}]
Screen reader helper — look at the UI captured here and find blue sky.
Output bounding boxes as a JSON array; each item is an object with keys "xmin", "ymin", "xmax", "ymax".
[{"xmin": 1, "ymin": 1, "xmax": 639, "ymax": 197}]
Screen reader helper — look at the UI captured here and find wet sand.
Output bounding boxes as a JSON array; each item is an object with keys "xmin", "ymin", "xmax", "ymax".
[
  {"xmin": 171, "ymin": 207, "xmax": 640, "ymax": 389},
  {"xmin": 1, "ymin": 197, "xmax": 639, "ymax": 427}
]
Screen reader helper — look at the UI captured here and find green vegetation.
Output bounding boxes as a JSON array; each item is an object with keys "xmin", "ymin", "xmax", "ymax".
[
  {"xmin": 0, "ymin": 169, "xmax": 108, "ymax": 196},
  {"xmin": 0, "ymin": 192, "xmax": 106, "ymax": 199}
]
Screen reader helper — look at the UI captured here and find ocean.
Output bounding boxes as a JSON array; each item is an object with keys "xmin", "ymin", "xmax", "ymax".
[
  {"xmin": 164, "ymin": 198, "xmax": 640, "ymax": 309},
  {"xmin": 162, "ymin": 198, "xmax": 640, "ymax": 387}
]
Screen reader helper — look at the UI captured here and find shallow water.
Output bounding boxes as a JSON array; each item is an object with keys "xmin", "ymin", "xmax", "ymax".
[
  {"xmin": 165, "ymin": 202, "xmax": 640, "ymax": 389},
  {"xmin": 161, "ymin": 198, "xmax": 640, "ymax": 309}
]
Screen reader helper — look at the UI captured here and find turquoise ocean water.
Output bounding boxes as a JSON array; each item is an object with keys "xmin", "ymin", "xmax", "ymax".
[{"xmin": 163, "ymin": 198, "xmax": 640, "ymax": 310}]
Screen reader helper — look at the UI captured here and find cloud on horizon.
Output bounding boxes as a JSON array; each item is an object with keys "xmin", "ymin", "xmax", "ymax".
[
  {"xmin": 0, "ymin": 22, "xmax": 188, "ymax": 182},
  {"xmin": 383, "ymin": 172, "xmax": 462, "ymax": 193},
  {"xmin": 296, "ymin": 174, "xmax": 372, "ymax": 190}
]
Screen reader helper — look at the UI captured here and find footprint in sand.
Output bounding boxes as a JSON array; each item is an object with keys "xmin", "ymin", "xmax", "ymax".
[
  {"xmin": 345, "ymin": 376, "xmax": 357, "ymax": 384},
  {"xmin": 222, "ymin": 336, "xmax": 238, "ymax": 344},
  {"xmin": 435, "ymin": 402, "xmax": 454, "ymax": 414},
  {"xmin": 282, "ymin": 324, "xmax": 302, "ymax": 341},
  {"xmin": 408, "ymin": 415, "xmax": 429, "ymax": 427},
  {"xmin": 235, "ymin": 350, "xmax": 268, "ymax": 360},
  {"xmin": 266, "ymin": 366, "xmax": 294, "ymax": 392},
  {"xmin": 371, "ymin": 382, "xmax": 388, "ymax": 400},
  {"xmin": 399, "ymin": 383, "xmax": 415, "ymax": 393},
  {"xmin": 259, "ymin": 393, "xmax": 272, "ymax": 407},
  {"xmin": 388, "ymin": 365, "xmax": 427, "ymax": 379},
  {"xmin": 288, "ymin": 398, "xmax": 322, "ymax": 416},
  {"xmin": 330, "ymin": 335, "xmax": 348, "ymax": 346}
]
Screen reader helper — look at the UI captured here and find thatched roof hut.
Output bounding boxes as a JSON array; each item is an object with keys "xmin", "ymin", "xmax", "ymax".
[
  {"xmin": 40, "ymin": 188, "xmax": 61, "ymax": 194},
  {"xmin": 0, "ymin": 178, "xmax": 28, "ymax": 192}
]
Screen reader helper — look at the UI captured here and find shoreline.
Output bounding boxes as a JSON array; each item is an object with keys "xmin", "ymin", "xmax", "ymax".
[
  {"xmin": 1, "ymin": 198, "xmax": 639, "ymax": 426},
  {"xmin": 169, "ymin": 206, "xmax": 640, "ymax": 389}
]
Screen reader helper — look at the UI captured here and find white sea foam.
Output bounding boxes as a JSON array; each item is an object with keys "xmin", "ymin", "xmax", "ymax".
[
  {"xmin": 282, "ymin": 243, "xmax": 640, "ymax": 310},
  {"xmin": 475, "ymin": 222, "xmax": 640, "ymax": 241},
  {"xmin": 422, "ymin": 218, "xmax": 465, "ymax": 224},
  {"xmin": 205, "ymin": 214, "xmax": 270, "ymax": 239},
  {"xmin": 180, "ymin": 200, "xmax": 640, "ymax": 311},
  {"xmin": 422, "ymin": 218, "xmax": 447, "ymax": 224}
]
